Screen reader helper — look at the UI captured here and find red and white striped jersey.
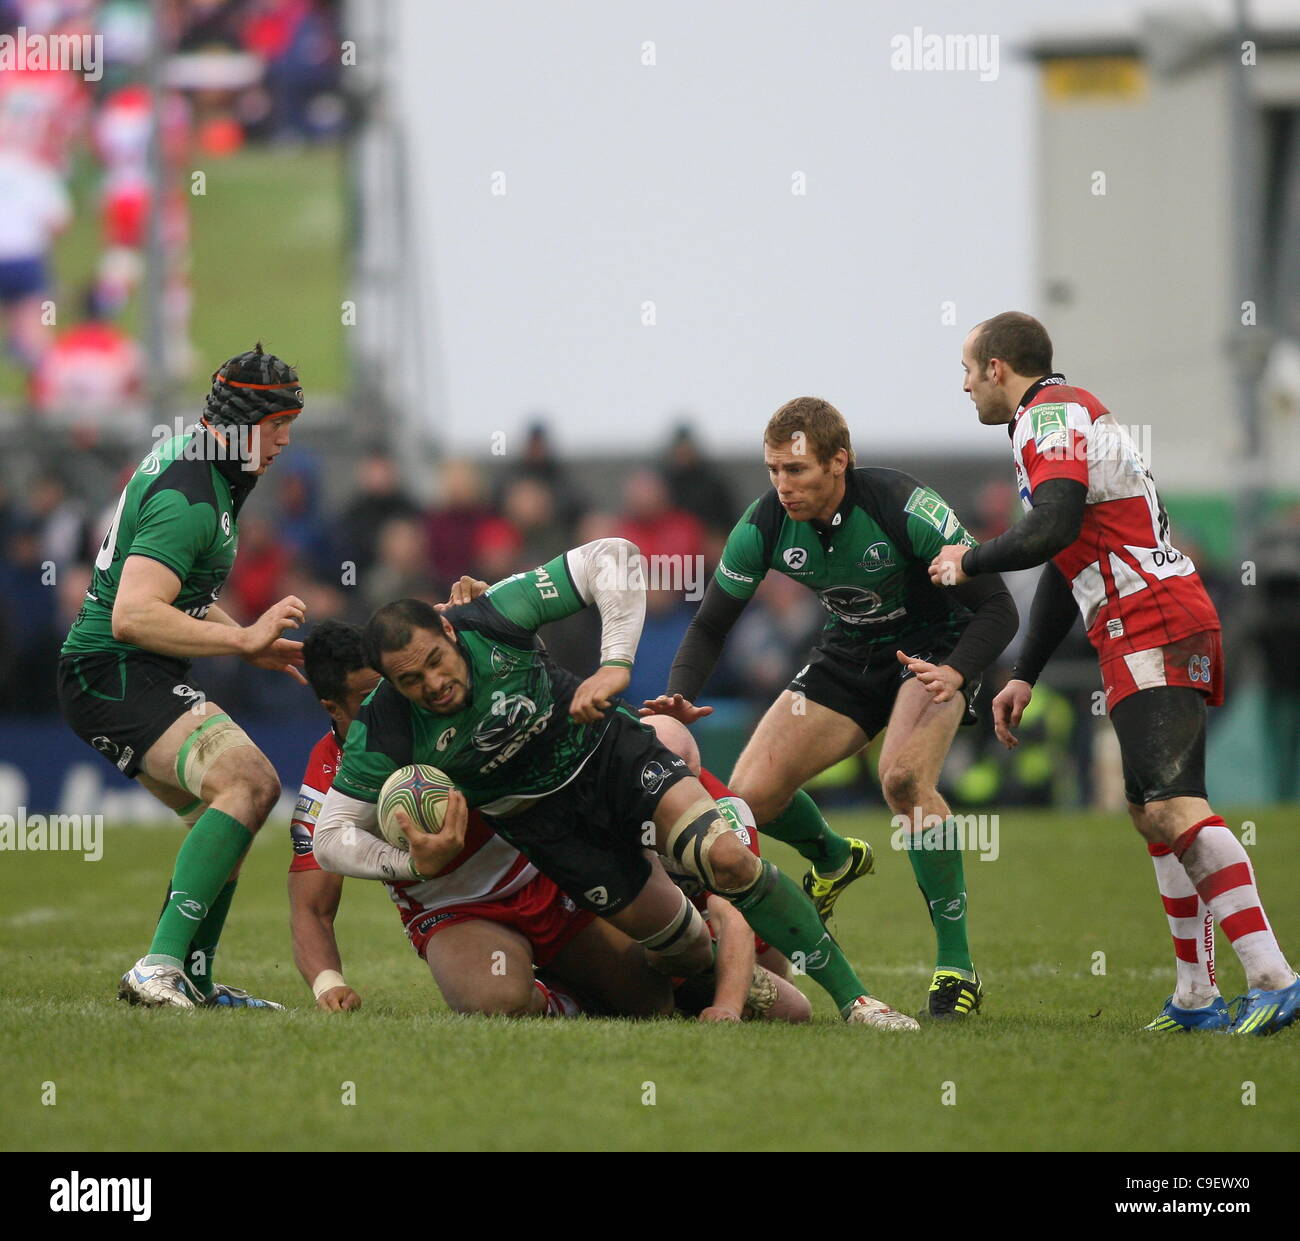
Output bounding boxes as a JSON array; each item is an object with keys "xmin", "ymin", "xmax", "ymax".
[
  {"xmin": 290, "ymin": 731, "xmax": 536, "ymax": 913},
  {"xmin": 1010, "ymin": 375, "xmax": 1220, "ymax": 656}
]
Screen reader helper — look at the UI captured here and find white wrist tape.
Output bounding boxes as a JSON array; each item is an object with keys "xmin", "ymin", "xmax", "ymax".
[{"xmin": 312, "ymin": 969, "xmax": 347, "ymax": 999}]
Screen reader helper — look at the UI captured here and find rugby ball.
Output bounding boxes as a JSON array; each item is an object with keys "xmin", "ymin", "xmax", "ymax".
[{"xmin": 376, "ymin": 764, "xmax": 454, "ymax": 850}]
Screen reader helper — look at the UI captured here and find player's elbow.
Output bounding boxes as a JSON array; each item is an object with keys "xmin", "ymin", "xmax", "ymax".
[
  {"xmin": 584, "ymin": 536, "xmax": 644, "ymax": 581},
  {"xmin": 110, "ymin": 600, "xmax": 138, "ymax": 643},
  {"xmin": 310, "ymin": 829, "xmax": 342, "ymax": 874}
]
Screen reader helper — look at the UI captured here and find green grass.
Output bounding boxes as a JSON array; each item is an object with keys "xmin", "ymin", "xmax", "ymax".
[
  {"xmin": 1, "ymin": 145, "xmax": 345, "ymax": 401},
  {"xmin": 2, "ymin": 807, "xmax": 1296, "ymax": 1152}
]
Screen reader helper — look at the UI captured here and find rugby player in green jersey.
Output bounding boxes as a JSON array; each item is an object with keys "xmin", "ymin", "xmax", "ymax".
[
  {"xmin": 645, "ymin": 398, "xmax": 1018, "ymax": 1019},
  {"xmin": 57, "ymin": 345, "xmax": 307, "ymax": 1009},
  {"xmin": 313, "ymin": 538, "xmax": 921, "ymax": 1028}
]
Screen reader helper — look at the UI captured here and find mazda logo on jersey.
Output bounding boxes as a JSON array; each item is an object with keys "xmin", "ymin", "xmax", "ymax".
[
  {"xmin": 783, "ymin": 547, "xmax": 808, "ymax": 570},
  {"xmin": 818, "ymin": 585, "xmax": 885, "ymax": 624},
  {"xmin": 472, "ymin": 694, "xmax": 537, "ymax": 751}
]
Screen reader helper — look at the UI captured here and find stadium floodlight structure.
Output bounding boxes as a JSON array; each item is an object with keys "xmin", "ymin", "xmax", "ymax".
[{"xmin": 341, "ymin": 0, "xmax": 446, "ymax": 486}]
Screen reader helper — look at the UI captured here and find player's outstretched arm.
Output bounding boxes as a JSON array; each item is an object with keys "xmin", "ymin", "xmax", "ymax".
[
  {"xmin": 699, "ymin": 895, "xmax": 755, "ymax": 1022},
  {"xmin": 659, "ymin": 576, "xmax": 749, "ymax": 708},
  {"xmin": 930, "ymin": 478, "xmax": 1087, "ymax": 586},
  {"xmin": 288, "ymin": 868, "xmax": 361, "ymax": 1011},
  {"xmin": 113, "ymin": 555, "xmax": 307, "ymax": 680}
]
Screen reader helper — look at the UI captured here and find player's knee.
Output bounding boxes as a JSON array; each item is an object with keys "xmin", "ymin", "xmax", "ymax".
[
  {"xmin": 881, "ymin": 763, "xmax": 923, "ymax": 810},
  {"xmin": 1135, "ymin": 800, "xmax": 1182, "ymax": 846},
  {"xmin": 450, "ymin": 986, "xmax": 536, "ymax": 1018},
  {"xmin": 236, "ymin": 759, "xmax": 281, "ymax": 825},
  {"xmin": 704, "ymin": 833, "xmax": 760, "ymax": 894},
  {"xmin": 1127, "ymin": 803, "xmax": 1151, "ymax": 838}
]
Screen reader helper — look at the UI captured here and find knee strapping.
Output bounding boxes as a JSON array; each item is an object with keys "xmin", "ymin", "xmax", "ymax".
[
  {"xmin": 663, "ymin": 798, "xmax": 734, "ymax": 890},
  {"xmin": 176, "ymin": 797, "xmax": 205, "ymax": 826},
  {"xmin": 636, "ymin": 892, "xmax": 706, "ymax": 958},
  {"xmin": 174, "ymin": 714, "xmax": 255, "ymax": 798}
]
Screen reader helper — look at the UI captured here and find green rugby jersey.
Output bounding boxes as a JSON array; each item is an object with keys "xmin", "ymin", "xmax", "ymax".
[
  {"xmin": 333, "ymin": 554, "xmax": 624, "ymax": 811},
  {"xmin": 716, "ymin": 467, "xmax": 979, "ymax": 651},
  {"xmin": 61, "ymin": 430, "xmax": 253, "ymax": 659}
]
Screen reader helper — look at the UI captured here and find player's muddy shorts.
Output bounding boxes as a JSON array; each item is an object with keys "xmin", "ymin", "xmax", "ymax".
[
  {"xmin": 790, "ymin": 632, "xmax": 981, "ymax": 740},
  {"xmin": 57, "ymin": 651, "xmax": 206, "ymax": 779},
  {"xmin": 1102, "ymin": 631, "xmax": 1222, "ymax": 805},
  {"xmin": 484, "ymin": 708, "xmax": 693, "ymax": 916},
  {"xmin": 399, "ymin": 872, "xmax": 596, "ymax": 967},
  {"xmin": 1099, "ymin": 629, "xmax": 1224, "ymax": 713}
]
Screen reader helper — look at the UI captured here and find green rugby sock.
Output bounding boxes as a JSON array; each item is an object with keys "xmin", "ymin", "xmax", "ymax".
[
  {"xmin": 732, "ymin": 859, "xmax": 868, "ymax": 1013},
  {"xmin": 185, "ymin": 879, "xmax": 237, "ymax": 998},
  {"xmin": 906, "ymin": 817, "xmax": 973, "ymax": 973},
  {"xmin": 148, "ymin": 809, "xmax": 252, "ymax": 964},
  {"xmin": 764, "ymin": 790, "xmax": 852, "ymax": 872}
]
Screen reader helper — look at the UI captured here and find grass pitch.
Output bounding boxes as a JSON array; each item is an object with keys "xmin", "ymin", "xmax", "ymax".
[{"xmin": 2, "ymin": 806, "xmax": 1296, "ymax": 1152}]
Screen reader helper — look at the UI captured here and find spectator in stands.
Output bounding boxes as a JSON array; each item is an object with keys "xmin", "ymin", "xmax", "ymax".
[
  {"xmin": 501, "ymin": 474, "xmax": 571, "ymax": 572},
  {"xmin": 0, "ymin": 515, "xmax": 60, "ymax": 712},
  {"xmin": 427, "ymin": 458, "xmax": 491, "ymax": 592},
  {"xmin": 31, "ymin": 288, "xmax": 145, "ymax": 439},
  {"xmin": 616, "ymin": 467, "xmax": 704, "ymax": 571},
  {"xmin": 364, "ymin": 515, "xmax": 436, "ymax": 614},
  {"xmin": 0, "ymin": 142, "xmax": 71, "ymax": 372},
  {"xmin": 227, "ymin": 513, "xmax": 291, "ymax": 622},
  {"xmin": 27, "ymin": 470, "xmax": 90, "ymax": 569},
  {"xmin": 337, "ymin": 451, "xmax": 421, "ymax": 573},
  {"xmin": 242, "ymin": 0, "xmax": 343, "ymax": 142},
  {"xmin": 497, "ymin": 418, "xmax": 586, "ymax": 528},
  {"xmin": 663, "ymin": 421, "xmax": 735, "ymax": 546},
  {"xmin": 275, "ymin": 454, "xmax": 335, "ymax": 580},
  {"xmin": 720, "ymin": 573, "xmax": 822, "ymax": 703}
]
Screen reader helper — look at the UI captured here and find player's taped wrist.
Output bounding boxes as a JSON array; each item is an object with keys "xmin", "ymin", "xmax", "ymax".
[{"xmin": 312, "ymin": 969, "xmax": 347, "ymax": 999}]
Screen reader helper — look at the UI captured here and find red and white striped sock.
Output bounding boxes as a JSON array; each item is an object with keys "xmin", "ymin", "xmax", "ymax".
[
  {"xmin": 1173, "ymin": 816, "xmax": 1295, "ymax": 991},
  {"xmin": 533, "ymin": 979, "xmax": 582, "ymax": 1018},
  {"xmin": 1148, "ymin": 841, "xmax": 1217, "ymax": 1008}
]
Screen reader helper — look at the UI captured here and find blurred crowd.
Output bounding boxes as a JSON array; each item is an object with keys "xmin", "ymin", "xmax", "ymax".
[{"xmin": 0, "ymin": 0, "xmax": 342, "ymax": 422}]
